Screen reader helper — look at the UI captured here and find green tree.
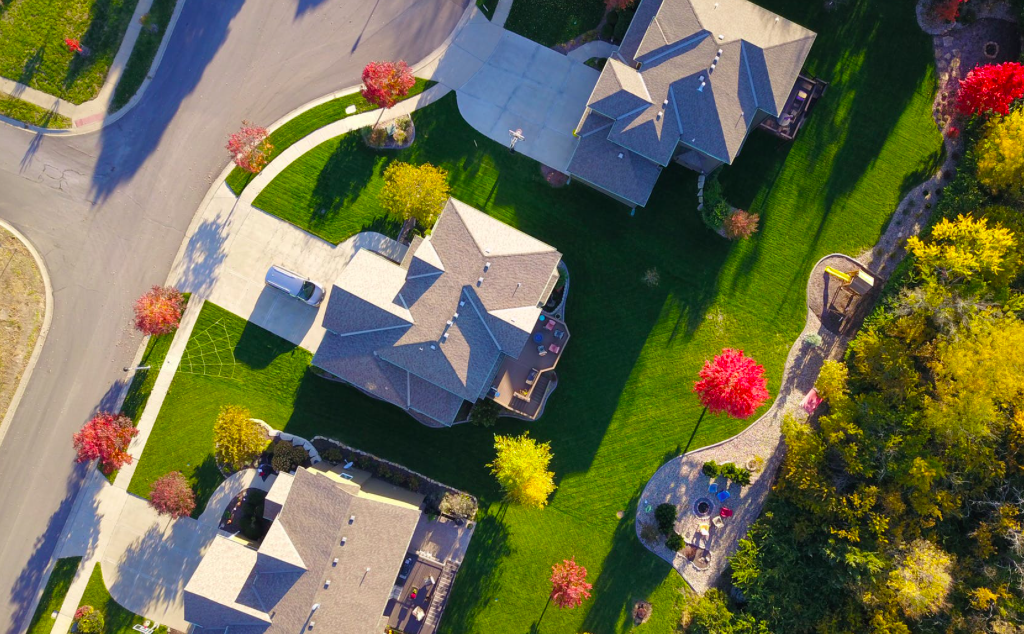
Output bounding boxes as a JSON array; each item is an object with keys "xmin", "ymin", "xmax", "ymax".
[
  {"xmin": 214, "ymin": 405, "xmax": 268, "ymax": 471},
  {"xmin": 378, "ymin": 161, "xmax": 450, "ymax": 229},
  {"xmin": 975, "ymin": 108, "xmax": 1024, "ymax": 200},
  {"xmin": 487, "ymin": 432, "xmax": 556, "ymax": 508},
  {"xmin": 886, "ymin": 539, "xmax": 954, "ymax": 619}
]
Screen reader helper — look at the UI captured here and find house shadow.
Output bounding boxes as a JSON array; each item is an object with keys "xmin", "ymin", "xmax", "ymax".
[
  {"xmin": 233, "ymin": 311, "xmax": 299, "ymax": 371},
  {"xmin": 6, "ymin": 465, "xmax": 100, "ymax": 634}
]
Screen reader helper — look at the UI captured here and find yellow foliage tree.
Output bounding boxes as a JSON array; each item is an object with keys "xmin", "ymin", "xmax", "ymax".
[
  {"xmin": 487, "ymin": 432, "xmax": 556, "ymax": 508},
  {"xmin": 214, "ymin": 405, "xmax": 269, "ymax": 471},
  {"xmin": 886, "ymin": 539, "xmax": 954, "ymax": 619},
  {"xmin": 378, "ymin": 161, "xmax": 450, "ymax": 229},
  {"xmin": 906, "ymin": 214, "xmax": 1015, "ymax": 285},
  {"xmin": 976, "ymin": 108, "xmax": 1024, "ymax": 200}
]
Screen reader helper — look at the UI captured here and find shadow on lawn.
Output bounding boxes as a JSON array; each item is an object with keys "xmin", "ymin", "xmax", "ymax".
[
  {"xmin": 191, "ymin": 455, "xmax": 223, "ymax": 518},
  {"xmin": 308, "ymin": 133, "xmax": 382, "ymax": 230},
  {"xmin": 62, "ymin": 0, "xmax": 138, "ymax": 96},
  {"xmin": 437, "ymin": 511, "xmax": 512, "ymax": 633},
  {"xmin": 234, "ymin": 316, "xmax": 298, "ymax": 370}
]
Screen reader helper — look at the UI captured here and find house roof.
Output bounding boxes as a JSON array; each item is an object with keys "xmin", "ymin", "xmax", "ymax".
[
  {"xmin": 568, "ymin": 0, "xmax": 814, "ymax": 204},
  {"xmin": 184, "ymin": 468, "xmax": 421, "ymax": 634},
  {"xmin": 313, "ymin": 199, "xmax": 562, "ymax": 424}
]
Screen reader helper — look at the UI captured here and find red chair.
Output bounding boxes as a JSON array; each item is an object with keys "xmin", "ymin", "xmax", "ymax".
[{"xmin": 720, "ymin": 507, "xmax": 733, "ymax": 518}]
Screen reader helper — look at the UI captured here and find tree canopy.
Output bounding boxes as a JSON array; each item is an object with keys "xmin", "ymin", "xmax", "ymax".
[
  {"xmin": 694, "ymin": 348, "xmax": 770, "ymax": 418},
  {"xmin": 378, "ymin": 161, "xmax": 450, "ymax": 229},
  {"xmin": 488, "ymin": 432, "xmax": 556, "ymax": 508},
  {"xmin": 214, "ymin": 405, "xmax": 268, "ymax": 472}
]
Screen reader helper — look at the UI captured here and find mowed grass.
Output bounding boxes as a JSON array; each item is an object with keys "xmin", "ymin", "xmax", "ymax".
[
  {"xmin": 25, "ymin": 557, "xmax": 81, "ymax": 634},
  {"xmin": 74, "ymin": 564, "xmax": 168, "ymax": 634},
  {"xmin": 504, "ymin": 0, "xmax": 606, "ymax": 46},
  {"xmin": 108, "ymin": 0, "xmax": 177, "ymax": 113},
  {"xmin": 0, "ymin": 0, "xmax": 141, "ymax": 103},
  {"xmin": 226, "ymin": 78, "xmax": 436, "ymax": 195},
  {"xmin": 0, "ymin": 95, "xmax": 71, "ymax": 128},
  {"xmin": 129, "ymin": 0, "xmax": 941, "ymax": 631}
]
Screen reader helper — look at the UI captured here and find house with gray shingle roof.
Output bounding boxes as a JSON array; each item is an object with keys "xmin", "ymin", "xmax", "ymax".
[
  {"xmin": 567, "ymin": 0, "xmax": 816, "ymax": 207},
  {"xmin": 312, "ymin": 198, "xmax": 567, "ymax": 427}
]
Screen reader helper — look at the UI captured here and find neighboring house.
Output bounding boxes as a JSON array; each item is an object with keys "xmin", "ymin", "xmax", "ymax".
[
  {"xmin": 566, "ymin": 0, "xmax": 817, "ymax": 208},
  {"xmin": 184, "ymin": 465, "xmax": 461, "ymax": 634},
  {"xmin": 312, "ymin": 198, "xmax": 569, "ymax": 426}
]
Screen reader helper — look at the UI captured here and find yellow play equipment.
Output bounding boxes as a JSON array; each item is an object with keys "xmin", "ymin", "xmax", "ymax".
[
  {"xmin": 824, "ymin": 266, "xmax": 851, "ymax": 283},
  {"xmin": 825, "ymin": 266, "xmax": 876, "ymax": 323}
]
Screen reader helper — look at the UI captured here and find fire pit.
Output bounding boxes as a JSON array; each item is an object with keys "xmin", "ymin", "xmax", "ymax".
[
  {"xmin": 693, "ymin": 497, "xmax": 714, "ymax": 519},
  {"xmin": 984, "ymin": 42, "xmax": 999, "ymax": 59}
]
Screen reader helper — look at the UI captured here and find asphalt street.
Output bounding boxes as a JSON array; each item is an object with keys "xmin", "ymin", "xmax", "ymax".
[{"xmin": 0, "ymin": 0, "xmax": 468, "ymax": 629}]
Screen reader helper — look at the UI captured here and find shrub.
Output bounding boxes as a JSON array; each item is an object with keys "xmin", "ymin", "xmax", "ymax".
[
  {"xmin": 392, "ymin": 129, "xmax": 407, "ymax": 144},
  {"xmin": 975, "ymin": 108, "xmax": 1024, "ymax": 200},
  {"xmin": 74, "ymin": 606, "xmax": 104, "ymax": 634},
  {"xmin": 702, "ymin": 460, "xmax": 720, "ymax": 478},
  {"xmin": 226, "ymin": 122, "xmax": 273, "ymax": 174},
  {"xmin": 271, "ymin": 442, "xmax": 308, "ymax": 474},
  {"xmin": 470, "ymin": 399, "xmax": 502, "ymax": 427},
  {"xmin": 654, "ymin": 503, "xmax": 677, "ymax": 534},
  {"xmin": 214, "ymin": 405, "xmax": 268, "ymax": 471},
  {"xmin": 723, "ymin": 209, "xmax": 760, "ymax": 240},
  {"xmin": 369, "ymin": 126, "xmax": 388, "ymax": 147},
  {"xmin": 322, "ymin": 447, "xmax": 345, "ymax": 463},
  {"xmin": 816, "ymin": 359, "xmax": 850, "ymax": 403},
  {"xmin": 396, "ymin": 116, "xmax": 412, "ymax": 131},
  {"xmin": 722, "ymin": 463, "xmax": 752, "ymax": 486},
  {"xmin": 600, "ymin": 21, "xmax": 614, "ymax": 41},
  {"xmin": 633, "ymin": 600, "xmax": 653, "ymax": 624},
  {"xmin": 439, "ymin": 492, "xmax": 477, "ymax": 520},
  {"xmin": 665, "ymin": 532, "xmax": 684, "ymax": 551},
  {"xmin": 638, "ymin": 520, "xmax": 660, "ymax": 545},
  {"xmin": 804, "ymin": 333, "xmax": 823, "ymax": 347},
  {"xmin": 956, "ymin": 62, "xmax": 1024, "ymax": 117},
  {"xmin": 134, "ymin": 286, "xmax": 185, "ymax": 335},
  {"xmin": 149, "ymin": 471, "xmax": 196, "ymax": 518}
]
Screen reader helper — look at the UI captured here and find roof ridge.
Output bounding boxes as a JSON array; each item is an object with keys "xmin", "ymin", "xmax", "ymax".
[{"xmin": 332, "ymin": 323, "xmax": 412, "ymax": 338}]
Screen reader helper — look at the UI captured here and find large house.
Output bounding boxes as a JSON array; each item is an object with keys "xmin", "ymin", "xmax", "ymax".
[
  {"xmin": 312, "ymin": 198, "xmax": 569, "ymax": 426},
  {"xmin": 566, "ymin": 0, "xmax": 817, "ymax": 207},
  {"xmin": 184, "ymin": 465, "xmax": 461, "ymax": 634}
]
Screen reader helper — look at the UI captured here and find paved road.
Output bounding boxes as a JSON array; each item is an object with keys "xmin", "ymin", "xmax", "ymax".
[{"xmin": 0, "ymin": 0, "xmax": 467, "ymax": 629}]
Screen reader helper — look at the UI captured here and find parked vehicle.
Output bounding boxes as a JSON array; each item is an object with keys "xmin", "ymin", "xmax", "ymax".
[{"xmin": 264, "ymin": 265, "xmax": 325, "ymax": 306}]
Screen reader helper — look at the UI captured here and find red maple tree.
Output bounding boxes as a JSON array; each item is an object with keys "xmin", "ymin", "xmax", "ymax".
[
  {"xmin": 226, "ymin": 121, "xmax": 273, "ymax": 174},
  {"xmin": 931, "ymin": 0, "xmax": 966, "ymax": 23},
  {"xmin": 361, "ymin": 60, "xmax": 415, "ymax": 111},
  {"xmin": 149, "ymin": 471, "xmax": 196, "ymax": 518},
  {"xmin": 550, "ymin": 557, "xmax": 592, "ymax": 609},
  {"xmin": 64, "ymin": 38, "xmax": 83, "ymax": 53},
  {"xmin": 693, "ymin": 348, "xmax": 769, "ymax": 419},
  {"xmin": 956, "ymin": 62, "xmax": 1024, "ymax": 117},
  {"xmin": 134, "ymin": 286, "xmax": 184, "ymax": 336},
  {"xmin": 73, "ymin": 413, "xmax": 138, "ymax": 474}
]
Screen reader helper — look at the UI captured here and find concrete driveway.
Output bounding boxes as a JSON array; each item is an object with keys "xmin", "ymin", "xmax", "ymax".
[{"xmin": 453, "ymin": 21, "xmax": 599, "ymax": 171}]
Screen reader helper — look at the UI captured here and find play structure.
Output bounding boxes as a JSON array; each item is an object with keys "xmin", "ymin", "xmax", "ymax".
[{"xmin": 823, "ymin": 266, "xmax": 875, "ymax": 329}]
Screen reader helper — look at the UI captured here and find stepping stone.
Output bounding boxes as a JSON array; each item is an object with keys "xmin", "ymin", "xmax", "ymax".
[{"xmin": 943, "ymin": 36, "xmax": 954, "ymax": 46}]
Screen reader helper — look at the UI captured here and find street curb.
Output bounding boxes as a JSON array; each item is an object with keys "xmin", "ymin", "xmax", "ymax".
[
  {"xmin": 0, "ymin": 0, "xmax": 189, "ymax": 137},
  {"xmin": 0, "ymin": 219, "xmax": 54, "ymax": 445}
]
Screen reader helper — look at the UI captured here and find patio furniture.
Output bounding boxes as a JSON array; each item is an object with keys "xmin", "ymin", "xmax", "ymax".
[
  {"xmin": 548, "ymin": 343, "xmax": 561, "ymax": 354},
  {"xmin": 545, "ymin": 320, "xmax": 555, "ymax": 331},
  {"xmin": 712, "ymin": 516, "xmax": 724, "ymax": 529},
  {"xmin": 802, "ymin": 388, "xmax": 822, "ymax": 414},
  {"xmin": 537, "ymin": 346, "xmax": 547, "ymax": 356},
  {"xmin": 717, "ymin": 490, "xmax": 731, "ymax": 502},
  {"xmin": 554, "ymin": 329, "xmax": 565, "ymax": 339},
  {"xmin": 412, "ymin": 606, "xmax": 426, "ymax": 621},
  {"xmin": 533, "ymin": 333, "xmax": 544, "ymax": 344},
  {"xmin": 698, "ymin": 523, "xmax": 710, "ymax": 537},
  {"xmin": 708, "ymin": 483, "xmax": 718, "ymax": 494},
  {"xmin": 539, "ymin": 314, "xmax": 546, "ymax": 322},
  {"xmin": 720, "ymin": 507, "xmax": 733, "ymax": 518}
]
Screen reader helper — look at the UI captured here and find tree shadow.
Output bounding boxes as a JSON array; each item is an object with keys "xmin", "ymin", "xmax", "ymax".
[
  {"xmin": 307, "ymin": 132, "xmax": 381, "ymax": 229},
  {"xmin": 170, "ymin": 216, "xmax": 230, "ymax": 298},
  {"xmin": 294, "ymin": 0, "xmax": 331, "ymax": 18},
  {"xmin": 16, "ymin": 47, "xmax": 45, "ymax": 95},
  {"xmin": 6, "ymin": 465, "xmax": 99, "ymax": 634},
  {"xmin": 89, "ymin": 0, "xmax": 246, "ymax": 202},
  {"xmin": 436, "ymin": 511, "xmax": 513, "ymax": 633}
]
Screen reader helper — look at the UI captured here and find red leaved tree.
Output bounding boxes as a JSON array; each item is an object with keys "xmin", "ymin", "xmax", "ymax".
[
  {"xmin": 134, "ymin": 286, "xmax": 185, "ymax": 336},
  {"xmin": 64, "ymin": 38, "xmax": 83, "ymax": 53},
  {"xmin": 226, "ymin": 121, "xmax": 273, "ymax": 174},
  {"xmin": 956, "ymin": 62, "xmax": 1024, "ymax": 117},
  {"xmin": 694, "ymin": 348, "xmax": 769, "ymax": 419},
  {"xmin": 73, "ymin": 413, "xmax": 138, "ymax": 474},
  {"xmin": 150, "ymin": 471, "xmax": 196, "ymax": 518},
  {"xmin": 550, "ymin": 557, "xmax": 592, "ymax": 609},
  {"xmin": 362, "ymin": 60, "xmax": 415, "ymax": 125},
  {"xmin": 723, "ymin": 209, "xmax": 760, "ymax": 240}
]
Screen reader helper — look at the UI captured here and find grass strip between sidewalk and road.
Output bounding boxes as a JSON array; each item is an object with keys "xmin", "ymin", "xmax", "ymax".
[
  {"xmin": 25, "ymin": 557, "xmax": 81, "ymax": 634},
  {"xmin": 0, "ymin": 95, "xmax": 71, "ymax": 129},
  {"xmin": 225, "ymin": 78, "xmax": 436, "ymax": 195},
  {"xmin": 109, "ymin": 0, "xmax": 179, "ymax": 113},
  {"xmin": 75, "ymin": 564, "xmax": 168, "ymax": 634}
]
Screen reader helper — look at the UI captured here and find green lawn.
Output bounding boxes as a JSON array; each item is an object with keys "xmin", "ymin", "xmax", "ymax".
[
  {"xmin": 0, "ymin": 0, "xmax": 141, "ymax": 104},
  {"xmin": 25, "ymin": 557, "xmax": 81, "ymax": 634},
  {"xmin": 0, "ymin": 94, "xmax": 71, "ymax": 128},
  {"xmin": 225, "ymin": 78, "xmax": 436, "ymax": 195},
  {"xmin": 504, "ymin": 0, "xmax": 606, "ymax": 47},
  {"xmin": 129, "ymin": 1, "xmax": 940, "ymax": 631},
  {"xmin": 109, "ymin": 0, "xmax": 177, "ymax": 113},
  {"xmin": 74, "ymin": 564, "xmax": 167, "ymax": 634}
]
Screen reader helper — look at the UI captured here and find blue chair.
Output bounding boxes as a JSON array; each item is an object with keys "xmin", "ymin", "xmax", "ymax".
[
  {"xmin": 708, "ymin": 483, "xmax": 718, "ymax": 495},
  {"xmin": 717, "ymin": 490, "xmax": 731, "ymax": 502}
]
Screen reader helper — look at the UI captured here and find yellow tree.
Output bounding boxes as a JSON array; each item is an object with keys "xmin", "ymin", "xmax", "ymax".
[
  {"xmin": 378, "ymin": 161, "xmax": 450, "ymax": 229},
  {"xmin": 214, "ymin": 405, "xmax": 269, "ymax": 471},
  {"xmin": 886, "ymin": 539, "xmax": 954, "ymax": 619},
  {"xmin": 975, "ymin": 108, "xmax": 1024, "ymax": 200},
  {"xmin": 488, "ymin": 432, "xmax": 556, "ymax": 508},
  {"xmin": 906, "ymin": 214, "xmax": 1015, "ymax": 286}
]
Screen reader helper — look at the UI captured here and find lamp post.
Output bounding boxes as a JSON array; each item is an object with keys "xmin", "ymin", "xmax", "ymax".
[{"xmin": 508, "ymin": 128, "xmax": 524, "ymax": 154}]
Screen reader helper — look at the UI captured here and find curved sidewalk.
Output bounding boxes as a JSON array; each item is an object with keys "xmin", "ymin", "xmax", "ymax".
[{"xmin": 636, "ymin": 254, "xmax": 870, "ymax": 593}]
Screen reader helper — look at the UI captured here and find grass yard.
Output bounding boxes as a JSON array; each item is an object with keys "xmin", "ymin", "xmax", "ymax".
[
  {"xmin": 130, "ymin": 0, "xmax": 940, "ymax": 631},
  {"xmin": 25, "ymin": 557, "xmax": 81, "ymax": 634},
  {"xmin": 0, "ymin": 94, "xmax": 71, "ymax": 128},
  {"xmin": 74, "ymin": 564, "xmax": 168, "ymax": 634},
  {"xmin": 504, "ymin": 0, "xmax": 606, "ymax": 47},
  {"xmin": 226, "ymin": 78, "xmax": 436, "ymax": 195},
  {"xmin": 108, "ymin": 0, "xmax": 177, "ymax": 113},
  {"xmin": 0, "ymin": 0, "xmax": 141, "ymax": 104}
]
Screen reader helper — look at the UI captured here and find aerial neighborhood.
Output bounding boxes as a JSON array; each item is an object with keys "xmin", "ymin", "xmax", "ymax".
[{"xmin": 0, "ymin": 0, "xmax": 1022, "ymax": 632}]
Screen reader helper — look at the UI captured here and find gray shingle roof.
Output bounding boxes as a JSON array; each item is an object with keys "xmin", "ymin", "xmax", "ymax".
[
  {"xmin": 313, "ymin": 198, "xmax": 562, "ymax": 425},
  {"xmin": 184, "ymin": 468, "xmax": 420, "ymax": 634},
  {"xmin": 568, "ymin": 0, "xmax": 814, "ymax": 204},
  {"xmin": 567, "ymin": 119, "xmax": 665, "ymax": 207}
]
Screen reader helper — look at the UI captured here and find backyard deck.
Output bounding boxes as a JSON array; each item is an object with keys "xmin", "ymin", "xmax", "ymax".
[{"xmin": 489, "ymin": 315, "xmax": 569, "ymax": 419}]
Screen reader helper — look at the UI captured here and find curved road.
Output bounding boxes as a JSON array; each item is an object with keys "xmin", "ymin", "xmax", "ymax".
[{"xmin": 0, "ymin": 0, "xmax": 468, "ymax": 629}]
